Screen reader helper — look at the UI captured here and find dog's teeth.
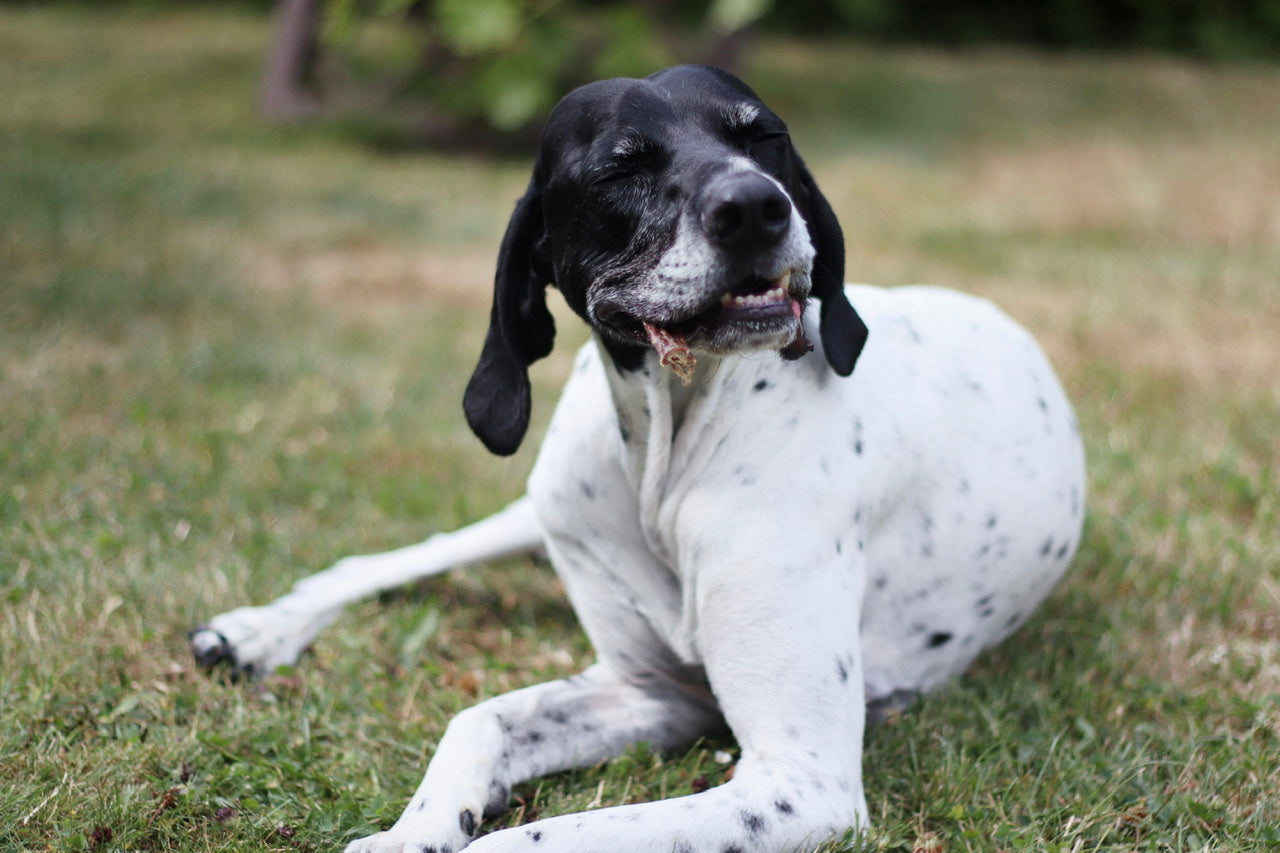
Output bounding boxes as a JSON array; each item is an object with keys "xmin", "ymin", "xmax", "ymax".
[{"xmin": 721, "ymin": 281, "xmax": 790, "ymax": 310}]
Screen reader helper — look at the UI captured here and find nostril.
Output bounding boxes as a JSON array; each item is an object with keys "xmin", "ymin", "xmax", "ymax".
[
  {"xmin": 761, "ymin": 194, "xmax": 791, "ymax": 229},
  {"xmin": 706, "ymin": 200, "xmax": 745, "ymax": 243}
]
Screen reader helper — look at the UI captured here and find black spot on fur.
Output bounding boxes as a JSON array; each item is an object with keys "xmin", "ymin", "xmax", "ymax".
[
  {"xmin": 1040, "ymin": 537, "xmax": 1053, "ymax": 557},
  {"xmin": 1056, "ymin": 541, "xmax": 1071, "ymax": 560},
  {"xmin": 723, "ymin": 846, "xmax": 744, "ymax": 853},
  {"xmin": 526, "ymin": 829, "xmax": 543, "ymax": 842},
  {"xmin": 753, "ymin": 379, "xmax": 769, "ymax": 392},
  {"xmin": 927, "ymin": 632, "xmax": 953, "ymax": 648},
  {"xmin": 459, "ymin": 810, "xmax": 476, "ymax": 836},
  {"xmin": 741, "ymin": 810, "xmax": 766, "ymax": 836},
  {"xmin": 1006, "ymin": 612, "xmax": 1023, "ymax": 629},
  {"xmin": 774, "ymin": 799, "xmax": 794, "ymax": 815},
  {"xmin": 986, "ymin": 514, "xmax": 998, "ymax": 528},
  {"xmin": 835, "ymin": 657, "xmax": 849, "ymax": 683},
  {"xmin": 579, "ymin": 480, "xmax": 596, "ymax": 500}
]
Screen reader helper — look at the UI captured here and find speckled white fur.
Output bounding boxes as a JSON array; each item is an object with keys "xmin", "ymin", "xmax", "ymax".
[{"xmin": 195, "ymin": 284, "xmax": 1083, "ymax": 853}]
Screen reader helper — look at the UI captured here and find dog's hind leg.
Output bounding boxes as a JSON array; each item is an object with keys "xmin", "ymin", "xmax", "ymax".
[{"xmin": 189, "ymin": 496, "xmax": 543, "ymax": 677}]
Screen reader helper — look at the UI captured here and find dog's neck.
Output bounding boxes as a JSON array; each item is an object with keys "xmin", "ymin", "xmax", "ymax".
[
  {"xmin": 598, "ymin": 338, "xmax": 733, "ymax": 564},
  {"xmin": 600, "ymin": 342, "xmax": 719, "ymax": 446}
]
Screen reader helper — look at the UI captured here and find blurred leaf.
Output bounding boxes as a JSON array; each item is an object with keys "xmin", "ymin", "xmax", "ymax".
[
  {"xmin": 476, "ymin": 45, "xmax": 559, "ymax": 130},
  {"xmin": 322, "ymin": 0, "xmax": 359, "ymax": 45},
  {"xmin": 707, "ymin": 0, "xmax": 772, "ymax": 33},
  {"xmin": 374, "ymin": 0, "xmax": 419, "ymax": 15},
  {"xmin": 435, "ymin": 0, "xmax": 523, "ymax": 55},
  {"xmin": 592, "ymin": 7, "xmax": 674, "ymax": 80}
]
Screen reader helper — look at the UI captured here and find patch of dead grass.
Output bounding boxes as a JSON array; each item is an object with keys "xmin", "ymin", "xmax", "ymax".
[
  {"xmin": 825, "ymin": 128, "xmax": 1279, "ymax": 403},
  {"xmin": 252, "ymin": 244, "xmax": 496, "ymax": 312}
]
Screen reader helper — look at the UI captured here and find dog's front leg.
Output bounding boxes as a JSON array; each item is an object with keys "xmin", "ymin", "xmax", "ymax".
[
  {"xmin": 465, "ymin": 549, "xmax": 869, "ymax": 853},
  {"xmin": 344, "ymin": 662, "xmax": 722, "ymax": 853},
  {"xmin": 190, "ymin": 497, "xmax": 542, "ymax": 675}
]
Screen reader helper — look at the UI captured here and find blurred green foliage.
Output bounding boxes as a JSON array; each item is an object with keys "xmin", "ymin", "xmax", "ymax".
[
  {"xmin": 769, "ymin": 0, "xmax": 1280, "ymax": 58},
  {"xmin": 26, "ymin": 0, "xmax": 1280, "ymax": 59},
  {"xmin": 313, "ymin": 0, "xmax": 1280, "ymax": 134},
  {"xmin": 13, "ymin": 0, "xmax": 1277, "ymax": 136},
  {"xmin": 320, "ymin": 0, "xmax": 756, "ymax": 134}
]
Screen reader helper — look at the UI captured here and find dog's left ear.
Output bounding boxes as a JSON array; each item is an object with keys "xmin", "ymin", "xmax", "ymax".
[
  {"xmin": 463, "ymin": 183, "xmax": 556, "ymax": 456},
  {"xmin": 794, "ymin": 161, "xmax": 868, "ymax": 376}
]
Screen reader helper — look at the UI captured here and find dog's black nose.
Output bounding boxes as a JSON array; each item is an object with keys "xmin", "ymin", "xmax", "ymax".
[{"xmin": 700, "ymin": 174, "xmax": 791, "ymax": 252}]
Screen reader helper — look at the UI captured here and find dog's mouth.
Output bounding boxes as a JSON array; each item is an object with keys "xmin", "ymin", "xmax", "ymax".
[
  {"xmin": 600, "ymin": 270, "xmax": 809, "ymax": 384},
  {"xmin": 716, "ymin": 271, "xmax": 798, "ymax": 323}
]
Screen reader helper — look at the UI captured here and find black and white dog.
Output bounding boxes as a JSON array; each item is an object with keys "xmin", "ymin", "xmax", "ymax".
[{"xmin": 191, "ymin": 66, "xmax": 1086, "ymax": 852}]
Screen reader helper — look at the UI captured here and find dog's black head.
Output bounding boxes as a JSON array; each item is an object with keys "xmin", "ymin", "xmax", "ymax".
[{"xmin": 464, "ymin": 65, "xmax": 869, "ymax": 455}]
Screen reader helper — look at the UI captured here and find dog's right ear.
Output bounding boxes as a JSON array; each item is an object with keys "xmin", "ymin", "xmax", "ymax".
[
  {"xmin": 791, "ymin": 159, "xmax": 868, "ymax": 378},
  {"xmin": 463, "ymin": 183, "xmax": 556, "ymax": 456}
]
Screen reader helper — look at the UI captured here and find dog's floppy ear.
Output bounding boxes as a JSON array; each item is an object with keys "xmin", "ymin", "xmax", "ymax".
[
  {"xmin": 794, "ymin": 161, "xmax": 868, "ymax": 376},
  {"xmin": 463, "ymin": 183, "xmax": 555, "ymax": 456}
]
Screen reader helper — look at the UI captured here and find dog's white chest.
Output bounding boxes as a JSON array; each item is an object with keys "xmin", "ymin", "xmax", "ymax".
[{"xmin": 528, "ymin": 287, "xmax": 1085, "ymax": 697}]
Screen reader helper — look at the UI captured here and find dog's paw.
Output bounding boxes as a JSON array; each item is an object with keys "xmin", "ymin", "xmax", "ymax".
[
  {"xmin": 344, "ymin": 808, "xmax": 479, "ymax": 853},
  {"xmin": 189, "ymin": 604, "xmax": 324, "ymax": 677},
  {"xmin": 344, "ymin": 829, "xmax": 468, "ymax": 853}
]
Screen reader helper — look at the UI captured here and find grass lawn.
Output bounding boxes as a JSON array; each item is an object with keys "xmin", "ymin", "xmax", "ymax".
[{"xmin": 2, "ymin": 6, "xmax": 1278, "ymax": 851}]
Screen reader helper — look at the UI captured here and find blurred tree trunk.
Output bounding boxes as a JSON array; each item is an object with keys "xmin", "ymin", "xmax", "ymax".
[{"xmin": 260, "ymin": 0, "xmax": 320, "ymax": 120}]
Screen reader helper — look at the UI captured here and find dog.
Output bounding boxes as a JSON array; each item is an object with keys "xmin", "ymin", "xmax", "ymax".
[{"xmin": 190, "ymin": 65, "xmax": 1086, "ymax": 852}]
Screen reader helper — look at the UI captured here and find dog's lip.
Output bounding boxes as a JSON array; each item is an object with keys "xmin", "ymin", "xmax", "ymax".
[{"xmin": 601, "ymin": 269, "xmax": 801, "ymax": 343}]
